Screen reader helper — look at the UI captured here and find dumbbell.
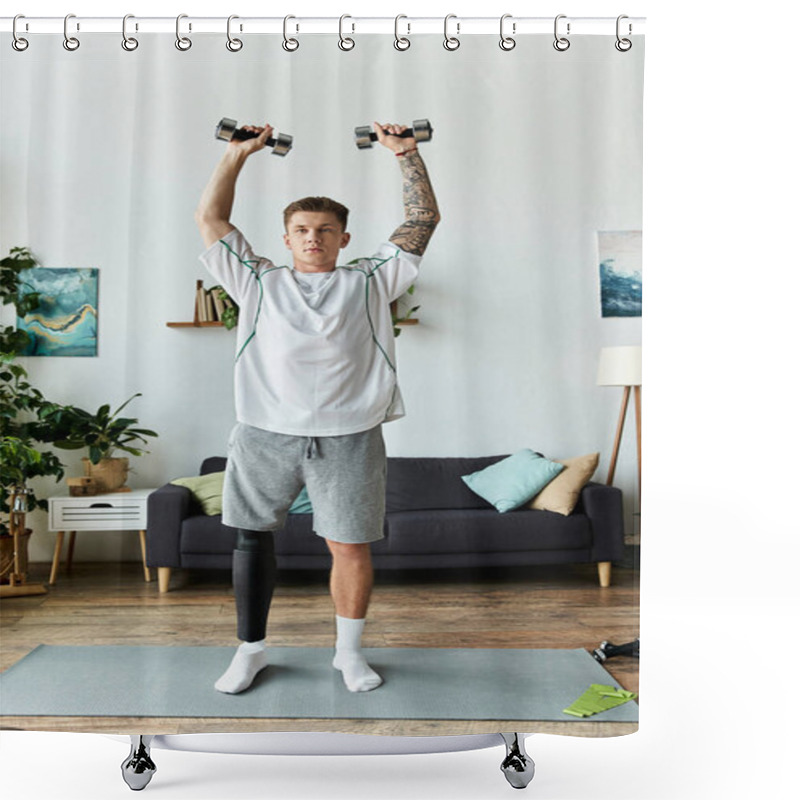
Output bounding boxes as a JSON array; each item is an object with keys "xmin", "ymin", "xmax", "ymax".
[
  {"xmin": 592, "ymin": 638, "xmax": 640, "ymax": 663},
  {"xmin": 354, "ymin": 119, "xmax": 433, "ymax": 150},
  {"xmin": 215, "ymin": 118, "xmax": 293, "ymax": 156}
]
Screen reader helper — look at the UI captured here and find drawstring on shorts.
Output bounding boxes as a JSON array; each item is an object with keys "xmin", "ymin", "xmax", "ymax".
[{"xmin": 305, "ymin": 437, "xmax": 320, "ymax": 459}]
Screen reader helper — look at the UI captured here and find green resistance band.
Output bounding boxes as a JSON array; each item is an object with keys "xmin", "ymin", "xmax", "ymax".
[{"xmin": 563, "ymin": 684, "xmax": 638, "ymax": 718}]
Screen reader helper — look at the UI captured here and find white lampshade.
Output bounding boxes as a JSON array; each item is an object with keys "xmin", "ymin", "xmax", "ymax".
[{"xmin": 597, "ymin": 346, "xmax": 642, "ymax": 387}]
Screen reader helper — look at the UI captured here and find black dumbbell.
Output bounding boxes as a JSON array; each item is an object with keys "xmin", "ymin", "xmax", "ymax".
[
  {"xmin": 354, "ymin": 119, "xmax": 433, "ymax": 150},
  {"xmin": 215, "ymin": 118, "xmax": 293, "ymax": 156},
  {"xmin": 592, "ymin": 638, "xmax": 640, "ymax": 663}
]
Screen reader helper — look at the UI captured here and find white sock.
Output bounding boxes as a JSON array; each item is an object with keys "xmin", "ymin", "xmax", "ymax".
[
  {"xmin": 332, "ymin": 615, "xmax": 383, "ymax": 693},
  {"xmin": 214, "ymin": 641, "xmax": 269, "ymax": 694}
]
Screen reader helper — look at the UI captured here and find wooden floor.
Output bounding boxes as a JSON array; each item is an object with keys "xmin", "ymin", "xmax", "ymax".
[{"xmin": 1, "ymin": 560, "xmax": 639, "ymax": 737}]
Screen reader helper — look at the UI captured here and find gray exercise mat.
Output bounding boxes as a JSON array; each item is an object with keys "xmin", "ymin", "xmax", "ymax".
[{"xmin": 0, "ymin": 645, "xmax": 638, "ymax": 722}]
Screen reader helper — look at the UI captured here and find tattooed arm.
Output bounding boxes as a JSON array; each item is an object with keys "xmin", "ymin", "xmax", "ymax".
[
  {"xmin": 372, "ymin": 122, "xmax": 441, "ymax": 256},
  {"xmin": 196, "ymin": 122, "xmax": 273, "ymax": 248}
]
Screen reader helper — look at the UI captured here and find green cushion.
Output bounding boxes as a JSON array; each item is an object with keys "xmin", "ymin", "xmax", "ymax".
[
  {"xmin": 461, "ymin": 449, "xmax": 565, "ymax": 513},
  {"xmin": 170, "ymin": 472, "xmax": 224, "ymax": 516},
  {"xmin": 169, "ymin": 472, "xmax": 313, "ymax": 516}
]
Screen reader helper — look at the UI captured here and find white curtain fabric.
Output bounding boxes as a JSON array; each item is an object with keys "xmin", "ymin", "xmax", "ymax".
[{"xmin": 1, "ymin": 32, "xmax": 642, "ymax": 561}]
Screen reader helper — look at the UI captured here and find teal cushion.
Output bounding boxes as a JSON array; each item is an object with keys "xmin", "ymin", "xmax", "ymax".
[
  {"xmin": 461, "ymin": 449, "xmax": 565, "ymax": 513},
  {"xmin": 289, "ymin": 485, "xmax": 313, "ymax": 514}
]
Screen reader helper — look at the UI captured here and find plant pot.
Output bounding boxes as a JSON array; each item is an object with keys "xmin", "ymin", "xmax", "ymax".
[
  {"xmin": 82, "ymin": 456, "xmax": 130, "ymax": 493},
  {"xmin": 0, "ymin": 528, "xmax": 32, "ymax": 584}
]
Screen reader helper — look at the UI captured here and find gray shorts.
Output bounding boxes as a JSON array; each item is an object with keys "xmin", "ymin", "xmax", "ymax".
[{"xmin": 222, "ymin": 422, "xmax": 386, "ymax": 544}]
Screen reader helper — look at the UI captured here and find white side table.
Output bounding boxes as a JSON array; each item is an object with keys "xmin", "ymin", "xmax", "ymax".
[{"xmin": 47, "ymin": 489, "xmax": 155, "ymax": 585}]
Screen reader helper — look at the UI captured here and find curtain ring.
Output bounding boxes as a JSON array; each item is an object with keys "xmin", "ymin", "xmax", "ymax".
[
  {"xmin": 615, "ymin": 15, "xmax": 632, "ymax": 51},
  {"xmin": 443, "ymin": 14, "xmax": 460, "ymax": 51},
  {"xmin": 338, "ymin": 14, "xmax": 355, "ymax": 51},
  {"xmin": 499, "ymin": 14, "xmax": 516, "ymax": 51},
  {"xmin": 63, "ymin": 13, "xmax": 80, "ymax": 51},
  {"xmin": 175, "ymin": 14, "xmax": 192, "ymax": 51},
  {"xmin": 553, "ymin": 14, "xmax": 570, "ymax": 51},
  {"xmin": 282, "ymin": 15, "xmax": 299, "ymax": 51},
  {"xmin": 12, "ymin": 14, "xmax": 29, "ymax": 51},
  {"xmin": 394, "ymin": 15, "xmax": 410, "ymax": 50},
  {"xmin": 226, "ymin": 15, "xmax": 243, "ymax": 51},
  {"xmin": 122, "ymin": 14, "xmax": 139, "ymax": 51}
]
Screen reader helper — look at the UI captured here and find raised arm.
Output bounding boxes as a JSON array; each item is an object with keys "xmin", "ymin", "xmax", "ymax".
[
  {"xmin": 372, "ymin": 122, "xmax": 441, "ymax": 257},
  {"xmin": 195, "ymin": 123, "xmax": 273, "ymax": 249}
]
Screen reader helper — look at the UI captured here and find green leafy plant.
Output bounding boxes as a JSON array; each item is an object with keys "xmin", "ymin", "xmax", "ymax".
[
  {"xmin": 1, "ymin": 246, "xmax": 40, "ymax": 314},
  {"xmin": 0, "ymin": 436, "xmax": 65, "ymax": 527},
  {"xmin": 218, "ymin": 290, "xmax": 239, "ymax": 330},
  {"xmin": 1, "ymin": 246, "xmax": 66, "ymax": 536},
  {"xmin": 209, "ymin": 286, "xmax": 239, "ymax": 330},
  {"xmin": 42, "ymin": 393, "xmax": 158, "ymax": 464},
  {"xmin": 392, "ymin": 284, "xmax": 420, "ymax": 337},
  {"xmin": 1, "ymin": 246, "xmax": 40, "ymax": 360}
]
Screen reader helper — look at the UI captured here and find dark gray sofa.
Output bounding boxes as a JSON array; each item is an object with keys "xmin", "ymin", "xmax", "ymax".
[{"xmin": 146, "ymin": 455, "xmax": 624, "ymax": 593}]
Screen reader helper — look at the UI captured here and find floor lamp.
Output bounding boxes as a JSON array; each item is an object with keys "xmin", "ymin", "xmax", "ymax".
[{"xmin": 597, "ymin": 346, "xmax": 642, "ymax": 498}]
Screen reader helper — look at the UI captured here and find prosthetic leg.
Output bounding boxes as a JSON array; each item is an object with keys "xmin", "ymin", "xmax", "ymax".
[
  {"xmin": 233, "ymin": 529, "xmax": 277, "ymax": 642},
  {"xmin": 214, "ymin": 529, "xmax": 278, "ymax": 694}
]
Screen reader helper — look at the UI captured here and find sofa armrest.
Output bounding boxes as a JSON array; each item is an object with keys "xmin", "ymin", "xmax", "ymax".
[
  {"xmin": 146, "ymin": 484, "xmax": 193, "ymax": 568},
  {"xmin": 580, "ymin": 481, "xmax": 625, "ymax": 562}
]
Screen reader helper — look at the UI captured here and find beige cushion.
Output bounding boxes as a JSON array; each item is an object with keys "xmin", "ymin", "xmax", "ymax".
[
  {"xmin": 529, "ymin": 453, "xmax": 600, "ymax": 516},
  {"xmin": 170, "ymin": 471, "xmax": 224, "ymax": 516}
]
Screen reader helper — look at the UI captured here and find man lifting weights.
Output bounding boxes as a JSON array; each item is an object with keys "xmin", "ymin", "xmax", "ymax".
[{"xmin": 195, "ymin": 121, "xmax": 440, "ymax": 694}]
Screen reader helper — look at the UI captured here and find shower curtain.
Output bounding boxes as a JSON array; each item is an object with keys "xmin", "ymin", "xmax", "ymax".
[{"xmin": 0, "ymin": 13, "xmax": 644, "ymax": 783}]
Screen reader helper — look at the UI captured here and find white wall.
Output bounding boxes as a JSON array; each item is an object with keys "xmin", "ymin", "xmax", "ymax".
[{"xmin": 1, "ymin": 33, "xmax": 643, "ymax": 562}]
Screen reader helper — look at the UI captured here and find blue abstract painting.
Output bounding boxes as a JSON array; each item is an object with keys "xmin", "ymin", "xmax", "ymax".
[
  {"xmin": 16, "ymin": 268, "xmax": 99, "ymax": 357},
  {"xmin": 598, "ymin": 231, "xmax": 642, "ymax": 318}
]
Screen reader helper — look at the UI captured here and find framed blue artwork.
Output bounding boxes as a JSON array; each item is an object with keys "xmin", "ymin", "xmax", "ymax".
[
  {"xmin": 16, "ymin": 267, "xmax": 99, "ymax": 357},
  {"xmin": 598, "ymin": 231, "xmax": 643, "ymax": 318}
]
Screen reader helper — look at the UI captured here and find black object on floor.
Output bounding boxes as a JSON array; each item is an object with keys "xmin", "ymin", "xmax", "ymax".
[{"xmin": 593, "ymin": 638, "xmax": 640, "ymax": 663}]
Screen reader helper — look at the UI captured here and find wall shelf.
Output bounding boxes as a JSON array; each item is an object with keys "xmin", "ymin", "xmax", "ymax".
[
  {"xmin": 167, "ymin": 321, "xmax": 415, "ymax": 328},
  {"xmin": 166, "ymin": 320, "xmax": 416, "ymax": 328},
  {"xmin": 390, "ymin": 298, "xmax": 420, "ymax": 327},
  {"xmin": 166, "ymin": 296, "xmax": 418, "ymax": 328},
  {"xmin": 166, "ymin": 279, "xmax": 232, "ymax": 328},
  {"xmin": 166, "ymin": 321, "xmax": 224, "ymax": 328}
]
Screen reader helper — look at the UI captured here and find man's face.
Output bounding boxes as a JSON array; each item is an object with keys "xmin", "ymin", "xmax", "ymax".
[{"xmin": 283, "ymin": 211, "xmax": 350, "ymax": 272}]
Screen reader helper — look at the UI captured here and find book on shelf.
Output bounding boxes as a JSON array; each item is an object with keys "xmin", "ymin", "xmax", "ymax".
[
  {"xmin": 205, "ymin": 290, "xmax": 214, "ymax": 322},
  {"xmin": 193, "ymin": 280, "xmax": 222, "ymax": 324},
  {"xmin": 210, "ymin": 287, "xmax": 226, "ymax": 321},
  {"xmin": 195, "ymin": 282, "xmax": 207, "ymax": 322},
  {"xmin": 186, "ymin": 280, "xmax": 236, "ymax": 326}
]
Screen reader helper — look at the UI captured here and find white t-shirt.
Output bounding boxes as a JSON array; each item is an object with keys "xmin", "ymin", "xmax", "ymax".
[{"xmin": 200, "ymin": 227, "xmax": 421, "ymax": 436}]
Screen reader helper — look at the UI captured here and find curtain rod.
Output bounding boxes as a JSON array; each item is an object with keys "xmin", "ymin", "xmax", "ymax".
[{"xmin": 2, "ymin": 16, "xmax": 646, "ymax": 37}]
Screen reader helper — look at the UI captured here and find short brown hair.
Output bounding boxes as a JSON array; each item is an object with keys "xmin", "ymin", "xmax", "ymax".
[{"xmin": 283, "ymin": 196, "xmax": 349, "ymax": 231}]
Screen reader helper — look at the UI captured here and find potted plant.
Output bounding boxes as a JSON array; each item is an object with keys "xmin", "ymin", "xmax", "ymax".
[
  {"xmin": 208, "ymin": 285, "xmax": 239, "ymax": 329},
  {"xmin": 42, "ymin": 393, "xmax": 158, "ymax": 493},
  {"xmin": 0, "ymin": 370, "xmax": 67, "ymax": 540},
  {"xmin": 0, "ymin": 437, "xmax": 63, "ymax": 596},
  {"xmin": 390, "ymin": 284, "xmax": 421, "ymax": 337},
  {"xmin": 1, "ymin": 246, "xmax": 66, "ymax": 595}
]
